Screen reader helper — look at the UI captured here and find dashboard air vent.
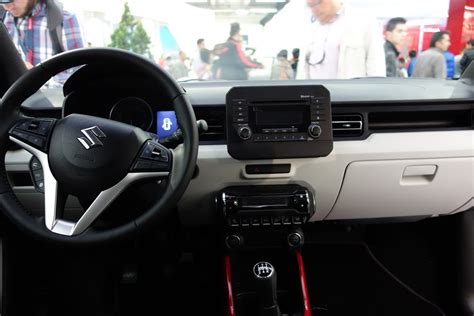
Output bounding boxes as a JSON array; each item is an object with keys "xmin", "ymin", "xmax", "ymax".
[
  {"xmin": 194, "ymin": 106, "xmax": 226, "ymax": 143},
  {"xmin": 332, "ymin": 114, "xmax": 364, "ymax": 137},
  {"xmin": 368, "ymin": 110, "xmax": 473, "ymax": 130}
]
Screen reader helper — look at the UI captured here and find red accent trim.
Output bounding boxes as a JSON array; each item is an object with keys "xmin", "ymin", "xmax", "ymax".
[
  {"xmin": 446, "ymin": 0, "xmax": 467, "ymax": 54},
  {"xmin": 225, "ymin": 256, "xmax": 236, "ymax": 316},
  {"xmin": 235, "ymin": 41, "xmax": 259, "ymax": 68},
  {"xmin": 295, "ymin": 249, "xmax": 312, "ymax": 316}
]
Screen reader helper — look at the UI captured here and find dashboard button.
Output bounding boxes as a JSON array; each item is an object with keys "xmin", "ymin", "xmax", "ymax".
[
  {"xmin": 230, "ymin": 218, "xmax": 240, "ymax": 227},
  {"xmin": 262, "ymin": 217, "xmax": 271, "ymax": 226},
  {"xmin": 293, "ymin": 216, "xmax": 303, "ymax": 224},
  {"xmin": 251, "ymin": 217, "xmax": 261, "ymax": 226},
  {"xmin": 282, "ymin": 216, "xmax": 292, "ymax": 225},
  {"xmin": 234, "ymin": 117, "xmax": 248, "ymax": 123}
]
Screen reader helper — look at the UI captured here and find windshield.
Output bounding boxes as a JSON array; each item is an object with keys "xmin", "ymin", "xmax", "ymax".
[{"xmin": 1, "ymin": 0, "xmax": 474, "ymax": 84}]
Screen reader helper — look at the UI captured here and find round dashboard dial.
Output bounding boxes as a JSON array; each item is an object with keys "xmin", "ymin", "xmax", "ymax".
[{"xmin": 109, "ymin": 97, "xmax": 154, "ymax": 131}]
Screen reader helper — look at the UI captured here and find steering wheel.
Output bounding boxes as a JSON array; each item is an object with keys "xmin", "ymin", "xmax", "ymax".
[{"xmin": 0, "ymin": 48, "xmax": 198, "ymax": 244}]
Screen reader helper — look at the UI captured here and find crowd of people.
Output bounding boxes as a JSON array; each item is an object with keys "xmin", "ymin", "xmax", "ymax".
[{"xmin": 1, "ymin": 0, "xmax": 473, "ymax": 83}]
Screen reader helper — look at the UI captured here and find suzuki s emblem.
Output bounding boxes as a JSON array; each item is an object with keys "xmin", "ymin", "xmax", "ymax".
[{"xmin": 77, "ymin": 126, "xmax": 106, "ymax": 150}]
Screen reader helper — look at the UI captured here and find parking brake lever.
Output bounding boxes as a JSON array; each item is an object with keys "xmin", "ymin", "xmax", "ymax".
[{"xmin": 158, "ymin": 119, "xmax": 208, "ymax": 148}]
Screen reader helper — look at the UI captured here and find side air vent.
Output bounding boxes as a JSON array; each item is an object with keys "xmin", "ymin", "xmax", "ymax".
[
  {"xmin": 194, "ymin": 106, "xmax": 226, "ymax": 143},
  {"xmin": 332, "ymin": 114, "xmax": 364, "ymax": 137},
  {"xmin": 368, "ymin": 110, "xmax": 473, "ymax": 130}
]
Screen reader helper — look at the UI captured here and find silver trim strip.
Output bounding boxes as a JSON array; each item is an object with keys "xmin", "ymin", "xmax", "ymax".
[
  {"xmin": 9, "ymin": 136, "xmax": 168, "ymax": 236},
  {"xmin": 332, "ymin": 120, "xmax": 363, "ymax": 131}
]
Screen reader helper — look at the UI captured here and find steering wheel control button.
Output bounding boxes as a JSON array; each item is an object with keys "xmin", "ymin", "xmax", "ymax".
[
  {"xmin": 30, "ymin": 157, "xmax": 42, "ymax": 170},
  {"xmin": 29, "ymin": 157, "xmax": 44, "ymax": 193},
  {"xmin": 28, "ymin": 135, "xmax": 45, "ymax": 148},
  {"xmin": 140, "ymin": 142, "xmax": 170, "ymax": 162},
  {"xmin": 10, "ymin": 119, "xmax": 54, "ymax": 151},
  {"xmin": 132, "ymin": 141, "xmax": 171, "ymax": 172},
  {"xmin": 32, "ymin": 169, "xmax": 44, "ymax": 182},
  {"xmin": 11, "ymin": 129, "xmax": 30, "ymax": 142},
  {"xmin": 16, "ymin": 119, "xmax": 54, "ymax": 136},
  {"xmin": 36, "ymin": 181, "xmax": 45, "ymax": 193},
  {"xmin": 38, "ymin": 121, "xmax": 53, "ymax": 136},
  {"xmin": 133, "ymin": 159, "xmax": 152, "ymax": 171}
]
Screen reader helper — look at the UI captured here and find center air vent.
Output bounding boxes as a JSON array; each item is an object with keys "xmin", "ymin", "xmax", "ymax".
[
  {"xmin": 194, "ymin": 106, "xmax": 226, "ymax": 143},
  {"xmin": 332, "ymin": 114, "xmax": 364, "ymax": 137}
]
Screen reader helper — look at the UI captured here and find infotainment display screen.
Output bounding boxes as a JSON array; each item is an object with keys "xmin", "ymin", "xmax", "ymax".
[
  {"xmin": 156, "ymin": 111, "xmax": 178, "ymax": 138},
  {"xmin": 255, "ymin": 106, "xmax": 304, "ymax": 126},
  {"xmin": 250, "ymin": 105, "xmax": 310, "ymax": 132}
]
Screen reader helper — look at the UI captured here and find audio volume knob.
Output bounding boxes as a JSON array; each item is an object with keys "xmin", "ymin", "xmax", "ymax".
[
  {"xmin": 308, "ymin": 124, "xmax": 322, "ymax": 138},
  {"xmin": 238, "ymin": 126, "xmax": 252, "ymax": 140}
]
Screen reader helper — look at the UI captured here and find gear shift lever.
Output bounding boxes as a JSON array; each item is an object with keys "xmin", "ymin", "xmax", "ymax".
[{"xmin": 253, "ymin": 262, "xmax": 282, "ymax": 316}]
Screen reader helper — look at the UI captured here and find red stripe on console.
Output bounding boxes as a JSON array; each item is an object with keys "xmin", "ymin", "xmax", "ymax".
[
  {"xmin": 296, "ymin": 249, "xmax": 312, "ymax": 316},
  {"xmin": 225, "ymin": 255, "xmax": 236, "ymax": 316}
]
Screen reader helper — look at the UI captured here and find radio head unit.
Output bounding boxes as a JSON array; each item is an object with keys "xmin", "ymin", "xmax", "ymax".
[{"xmin": 226, "ymin": 85, "xmax": 333, "ymax": 160}]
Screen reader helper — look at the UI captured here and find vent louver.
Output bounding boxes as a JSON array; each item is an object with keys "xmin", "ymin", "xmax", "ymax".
[{"xmin": 332, "ymin": 114, "xmax": 364, "ymax": 137}]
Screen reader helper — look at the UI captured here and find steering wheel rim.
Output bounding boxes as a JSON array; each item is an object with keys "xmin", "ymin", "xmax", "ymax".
[{"xmin": 0, "ymin": 48, "xmax": 199, "ymax": 244}]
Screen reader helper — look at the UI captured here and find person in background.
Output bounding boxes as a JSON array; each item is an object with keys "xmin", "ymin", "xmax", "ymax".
[
  {"xmin": 384, "ymin": 17, "xmax": 408, "ymax": 77},
  {"xmin": 213, "ymin": 22, "xmax": 263, "ymax": 80},
  {"xmin": 398, "ymin": 57, "xmax": 408, "ymax": 78},
  {"xmin": 407, "ymin": 50, "xmax": 417, "ymax": 77},
  {"xmin": 299, "ymin": 0, "xmax": 385, "ymax": 79},
  {"xmin": 460, "ymin": 39, "xmax": 474, "ymax": 76},
  {"xmin": 444, "ymin": 50, "xmax": 455, "ymax": 79},
  {"xmin": 290, "ymin": 48, "xmax": 300, "ymax": 79},
  {"xmin": 1, "ymin": 0, "xmax": 84, "ymax": 70},
  {"xmin": 270, "ymin": 49, "xmax": 294, "ymax": 80},
  {"xmin": 166, "ymin": 51, "xmax": 190, "ymax": 80},
  {"xmin": 412, "ymin": 31, "xmax": 451, "ymax": 79},
  {"xmin": 193, "ymin": 38, "xmax": 212, "ymax": 80}
]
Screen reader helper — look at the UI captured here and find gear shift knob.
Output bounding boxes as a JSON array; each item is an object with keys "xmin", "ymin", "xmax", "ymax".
[{"xmin": 253, "ymin": 262, "xmax": 281, "ymax": 316}]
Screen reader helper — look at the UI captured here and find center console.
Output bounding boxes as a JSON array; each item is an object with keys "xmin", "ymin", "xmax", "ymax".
[
  {"xmin": 221, "ymin": 86, "xmax": 327, "ymax": 315},
  {"xmin": 218, "ymin": 185, "xmax": 314, "ymax": 316},
  {"xmin": 226, "ymin": 85, "xmax": 333, "ymax": 160}
]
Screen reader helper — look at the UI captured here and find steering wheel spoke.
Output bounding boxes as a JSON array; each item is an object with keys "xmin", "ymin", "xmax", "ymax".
[{"xmin": 50, "ymin": 171, "xmax": 169, "ymax": 236}]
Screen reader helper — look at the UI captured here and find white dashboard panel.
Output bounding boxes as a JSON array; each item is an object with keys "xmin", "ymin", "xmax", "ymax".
[
  {"xmin": 178, "ymin": 130, "xmax": 474, "ymax": 225},
  {"xmin": 5, "ymin": 130, "xmax": 474, "ymax": 225},
  {"xmin": 327, "ymin": 157, "xmax": 474, "ymax": 220}
]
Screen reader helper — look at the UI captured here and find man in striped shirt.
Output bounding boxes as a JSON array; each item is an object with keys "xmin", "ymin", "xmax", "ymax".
[{"xmin": 2, "ymin": 0, "xmax": 84, "ymax": 75}]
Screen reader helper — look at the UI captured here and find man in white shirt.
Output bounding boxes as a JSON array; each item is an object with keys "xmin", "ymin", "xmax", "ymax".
[{"xmin": 299, "ymin": 0, "xmax": 386, "ymax": 79}]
